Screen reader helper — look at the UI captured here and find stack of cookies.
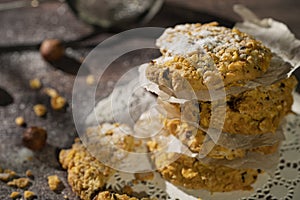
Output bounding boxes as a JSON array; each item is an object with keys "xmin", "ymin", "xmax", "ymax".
[{"xmin": 143, "ymin": 22, "xmax": 297, "ymax": 192}]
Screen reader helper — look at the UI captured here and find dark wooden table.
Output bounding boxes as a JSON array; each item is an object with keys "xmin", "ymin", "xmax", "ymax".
[{"xmin": 0, "ymin": 0, "xmax": 299, "ymax": 199}]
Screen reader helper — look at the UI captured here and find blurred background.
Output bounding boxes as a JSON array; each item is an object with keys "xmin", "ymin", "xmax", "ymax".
[{"xmin": 0, "ymin": 0, "xmax": 299, "ymax": 199}]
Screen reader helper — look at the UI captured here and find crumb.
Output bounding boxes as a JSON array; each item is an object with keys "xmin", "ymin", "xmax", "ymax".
[
  {"xmin": 63, "ymin": 194, "xmax": 68, "ymax": 199},
  {"xmin": 47, "ymin": 175, "xmax": 64, "ymax": 192},
  {"xmin": 7, "ymin": 178, "xmax": 30, "ymax": 189},
  {"xmin": 29, "ymin": 79, "xmax": 42, "ymax": 90},
  {"xmin": 86, "ymin": 75, "xmax": 95, "ymax": 85},
  {"xmin": 24, "ymin": 190, "xmax": 35, "ymax": 200},
  {"xmin": 9, "ymin": 191, "xmax": 20, "ymax": 199},
  {"xmin": 22, "ymin": 127, "xmax": 47, "ymax": 151},
  {"xmin": 33, "ymin": 104, "xmax": 47, "ymax": 117},
  {"xmin": 0, "ymin": 169, "xmax": 16, "ymax": 182},
  {"xmin": 0, "ymin": 166, "xmax": 2, "ymax": 173},
  {"xmin": 25, "ymin": 170, "xmax": 34, "ymax": 178},
  {"xmin": 5, "ymin": 169, "xmax": 17, "ymax": 176},
  {"xmin": 43, "ymin": 87, "xmax": 59, "ymax": 98},
  {"xmin": 50, "ymin": 96, "xmax": 66, "ymax": 110},
  {"xmin": 15, "ymin": 116, "xmax": 25, "ymax": 126},
  {"xmin": 0, "ymin": 173, "xmax": 11, "ymax": 182}
]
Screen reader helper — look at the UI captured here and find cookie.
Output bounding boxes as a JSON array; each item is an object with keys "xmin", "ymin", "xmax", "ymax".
[
  {"xmin": 59, "ymin": 139, "xmax": 114, "ymax": 200},
  {"xmin": 146, "ymin": 22, "xmax": 272, "ymax": 92},
  {"xmin": 94, "ymin": 191, "xmax": 153, "ymax": 200},
  {"xmin": 153, "ymin": 153, "xmax": 261, "ymax": 192},
  {"xmin": 59, "ymin": 123, "xmax": 144, "ymax": 200},
  {"xmin": 159, "ymin": 76, "xmax": 297, "ymax": 135},
  {"xmin": 163, "ymin": 118, "xmax": 279, "ymax": 160}
]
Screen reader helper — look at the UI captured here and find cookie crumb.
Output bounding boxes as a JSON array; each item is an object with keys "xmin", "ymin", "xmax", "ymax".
[
  {"xmin": 0, "ymin": 169, "xmax": 16, "ymax": 182},
  {"xmin": 25, "ymin": 170, "xmax": 34, "ymax": 178},
  {"xmin": 5, "ymin": 169, "xmax": 17, "ymax": 177},
  {"xmin": 86, "ymin": 75, "xmax": 95, "ymax": 85},
  {"xmin": 50, "ymin": 96, "xmax": 66, "ymax": 110},
  {"xmin": 9, "ymin": 191, "xmax": 20, "ymax": 199},
  {"xmin": 15, "ymin": 116, "xmax": 25, "ymax": 126},
  {"xmin": 43, "ymin": 87, "xmax": 59, "ymax": 98},
  {"xmin": 29, "ymin": 79, "xmax": 42, "ymax": 90},
  {"xmin": 63, "ymin": 194, "xmax": 68, "ymax": 199},
  {"xmin": 24, "ymin": 190, "xmax": 35, "ymax": 200},
  {"xmin": 7, "ymin": 178, "xmax": 30, "ymax": 189},
  {"xmin": 47, "ymin": 175, "xmax": 64, "ymax": 192},
  {"xmin": 33, "ymin": 104, "xmax": 47, "ymax": 117},
  {"xmin": 0, "ymin": 173, "xmax": 11, "ymax": 182}
]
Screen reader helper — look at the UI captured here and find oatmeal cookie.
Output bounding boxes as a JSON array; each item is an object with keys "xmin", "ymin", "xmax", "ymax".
[
  {"xmin": 94, "ymin": 191, "xmax": 153, "ymax": 200},
  {"xmin": 159, "ymin": 77, "xmax": 297, "ymax": 135},
  {"xmin": 146, "ymin": 22, "xmax": 272, "ymax": 92},
  {"xmin": 163, "ymin": 118, "xmax": 279, "ymax": 160},
  {"xmin": 59, "ymin": 139, "xmax": 114, "ymax": 200},
  {"xmin": 59, "ymin": 123, "xmax": 149, "ymax": 200},
  {"xmin": 153, "ymin": 153, "xmax": 260, "ymax": 192}
]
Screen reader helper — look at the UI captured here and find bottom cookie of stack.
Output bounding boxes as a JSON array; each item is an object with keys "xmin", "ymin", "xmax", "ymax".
[{"xmin": 150, "ymin": 151, "xmax": 263, "ymax": 192}]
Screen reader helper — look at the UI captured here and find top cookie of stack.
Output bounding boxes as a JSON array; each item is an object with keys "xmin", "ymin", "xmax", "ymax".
[{"xmin": 146, "ymin": 22, "xmax": 272, "ymax": 92}]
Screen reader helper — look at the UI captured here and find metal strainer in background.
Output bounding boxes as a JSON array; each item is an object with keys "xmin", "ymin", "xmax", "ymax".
[
  {"xmin": 67, "ymin": 0, "xmax": 164, "ymax": 28},
  {"xmin": 0, "ymin": 0, "xmax": 164, "ymax": 28}
]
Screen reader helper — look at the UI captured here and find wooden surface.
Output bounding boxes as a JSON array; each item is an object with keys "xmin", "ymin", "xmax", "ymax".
[{"xmin": 0, "ymin": 0, "xmax": 299, "ymax": 199}]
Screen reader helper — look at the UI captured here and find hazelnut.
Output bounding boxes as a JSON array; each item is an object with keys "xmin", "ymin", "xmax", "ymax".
[
  {"xmin": 40, "ymin": 39, "xmax": 65, "ymax": 62},
  {"xmin": 22, "ymin": 127, "xmax": 47, "ymax": 151}
]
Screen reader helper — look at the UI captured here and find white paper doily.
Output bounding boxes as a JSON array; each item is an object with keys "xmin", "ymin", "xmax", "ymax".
[{"xmin": 92, "ymin": 91, "xmax": 300, "ymax": 200}]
